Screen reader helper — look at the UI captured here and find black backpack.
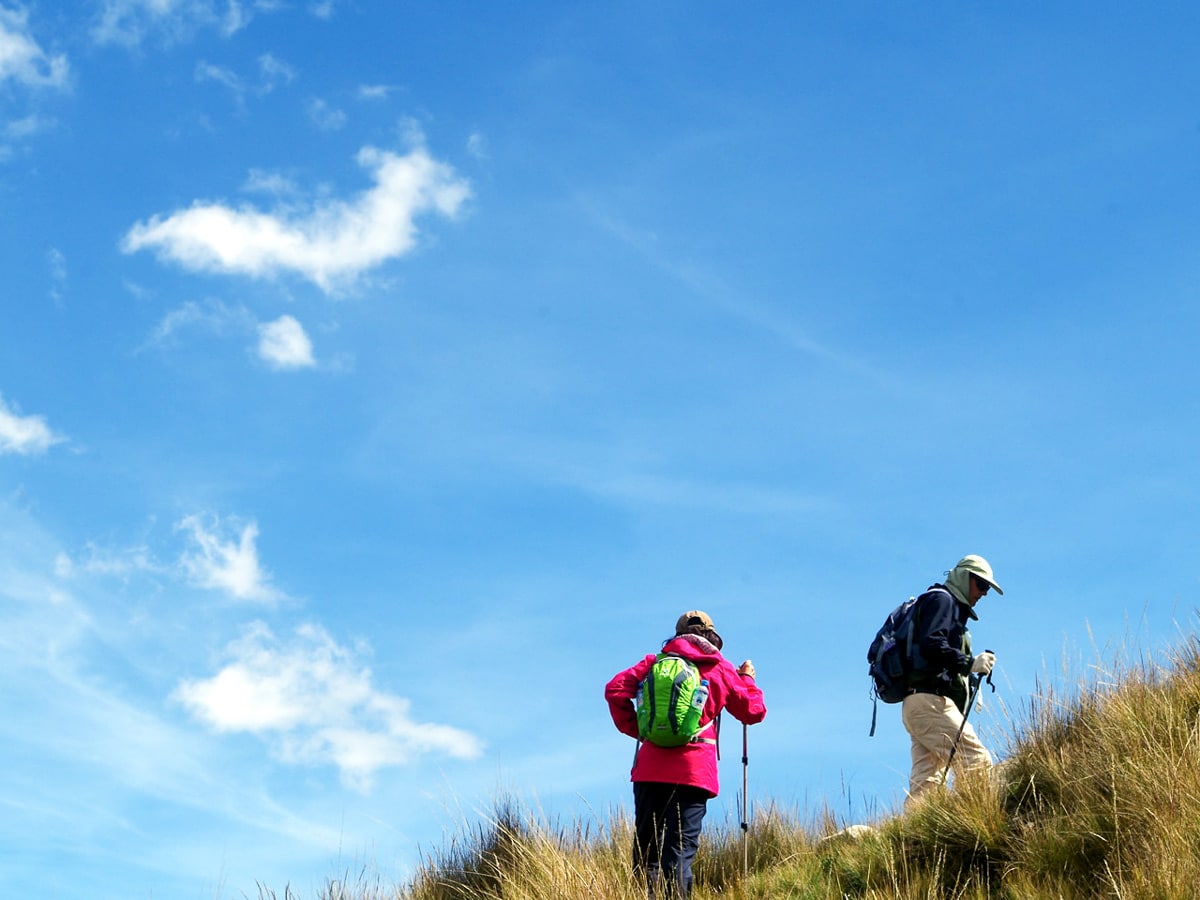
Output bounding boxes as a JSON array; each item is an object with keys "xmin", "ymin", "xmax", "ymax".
[{"xmin": 866, "ymin": 588, "xmax": 947, "ymax": 735}]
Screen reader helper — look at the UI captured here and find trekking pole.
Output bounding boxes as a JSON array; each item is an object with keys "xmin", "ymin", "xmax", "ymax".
[
  {"xmin": 941, "ymin": 656, "xmax": 996, "ymax": 784},
  {"xmin": 741, "ymin": 723, "xmax": 749, "ymax": 877}
]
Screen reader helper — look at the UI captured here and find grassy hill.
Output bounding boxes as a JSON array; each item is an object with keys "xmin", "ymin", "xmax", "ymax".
[{"xmin": 264, "ymin": 634, "xmax": 1200, "ymax": 899}]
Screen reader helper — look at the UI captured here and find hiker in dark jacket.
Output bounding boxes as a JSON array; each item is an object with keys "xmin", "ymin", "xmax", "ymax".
[
  {"xmin": 606, "ymin": 610, "xmax": 766, "ymax": 898},
  {"xmin": 902, "ymin": 555, "xmax": 1001, "ymax": 806}
]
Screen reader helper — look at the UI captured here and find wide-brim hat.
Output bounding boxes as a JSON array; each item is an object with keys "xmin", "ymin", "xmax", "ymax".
[{"xmin": 956, "ymin": 554, "xmax": 1004, "ymax": 595}]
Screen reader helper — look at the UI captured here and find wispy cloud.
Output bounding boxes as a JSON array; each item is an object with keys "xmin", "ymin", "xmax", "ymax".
[
  {"xmin": 243, "ymin": 168, "xmax": 300, "ymax": 197},
  {"xmin": 0, "ymin": 5, "xmax": 69, "ymax": 90},
  {"xmin": 585, "ymin": 472, "xmax": 830, "ymax": 517},
  {"xmin": 258, "ymin": 53, "xmax": 295, "ymax": 93},
  {"xmin": 466, "ymin": 132, "xmax": 488, "ymax": 160},
  {"xmin": 0, "ymin": 393, "xmax": 63, "ymax": 455},
  {"xmin": 306, "ymin": 96, "xmax": 346, "ymax": 131},
  {"xmin": 195, "ymin": 54, "xmax": 295, "ymax": 106},
  {"xmin": 308, "ymin": 0, "xmax": 337, "ymax": 19},
  {"xmin": 0, "ymin": 502, "xmax": 370, "ymax": 884},
  {"xmin": 5, "ymin": 112, "xmax": 55, "ymax": 140},
  {"xmin": 177, "ymin": 513, "xmax": 283, "ymax": 603},
  {"xmin": 194, "ymin": 59, "xmax": 244, "ymax": 98},
  {"xmin": 356, "ymin": 83, "xmax": 393, "ymax": 101},
  {"xmin": 142, "ymin": 300, "xmax": 321, "ymax": 373},
  {"xmin": 47, "ymin": 246, "xmax": 67, "ymax": 304},
  {"xmin": 55, "ymin": 542, "xmax": 162, "ymax": 580},
  {"xmin": 91, "ymin": 0, "xmax": 255, "ymax": 47},
  {"xmin": 141, "ymin": 297, "xmax": 257, "ymax": 349},
  {"xmin": 173, "ymin": 621, "xmax": 484, "ymax": 790},
  {"xmin": 583, "ymin": 199, "xmax": 896, "ymax": 388},
  {"xmin": 257, "ymin": 314, "xmax": 315, "ymax": 370},
  {"xmin": 121, "ymin": 143, "xmax": 470, "ymax": 292}
]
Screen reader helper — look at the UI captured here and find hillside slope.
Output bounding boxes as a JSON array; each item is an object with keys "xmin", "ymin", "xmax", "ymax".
[{"xmin": 273, "ymin": 635, "xmax": 1200, "ymax": 900}]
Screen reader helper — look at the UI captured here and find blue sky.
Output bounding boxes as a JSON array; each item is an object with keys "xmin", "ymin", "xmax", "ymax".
[{"xmin": 3, "ymin": 2, "xmax": 1199, "ymax": 897}]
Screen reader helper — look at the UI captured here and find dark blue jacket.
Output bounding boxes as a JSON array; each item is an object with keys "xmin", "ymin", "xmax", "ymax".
[{"xmin": 908, "ymin": 584, "xmax": 976, "ymax": 712}]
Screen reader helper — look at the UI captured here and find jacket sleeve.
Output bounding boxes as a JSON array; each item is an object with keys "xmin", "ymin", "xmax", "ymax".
[
  {"xmin": 717, "ymin": 660, "xmax": 766, "ymax": 726},
  {"xmin": 916, "ymin": 591, "xmax": 971, "ymax": 674},
  {"xmin": 604, "ymin": 654, "xmax": 656, "ymax": 740}
]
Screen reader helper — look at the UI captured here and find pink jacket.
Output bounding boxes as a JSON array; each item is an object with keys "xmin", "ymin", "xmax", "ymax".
[{"xmin": 605, "ymin": 634, "xmax": 766, "ymax": 797}]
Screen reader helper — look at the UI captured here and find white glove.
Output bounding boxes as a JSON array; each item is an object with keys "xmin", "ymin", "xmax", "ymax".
[{"xmin": 970, "ymin": 651, "xmax": 995, "ymax": 676}]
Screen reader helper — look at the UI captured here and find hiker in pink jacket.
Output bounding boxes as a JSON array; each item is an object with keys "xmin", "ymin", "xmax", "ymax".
[{"xmin": 606, "ymin": 610, "xmax": 766, "ymax": 898}]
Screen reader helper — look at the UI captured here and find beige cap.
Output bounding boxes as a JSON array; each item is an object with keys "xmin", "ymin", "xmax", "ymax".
[
  {"xmin": 676, "ymin": 610, "xmax": 723, "ymax": 645},
  {"xmin": 956, "ymin": 554, "xmax": 1004, "ymax": 595}
]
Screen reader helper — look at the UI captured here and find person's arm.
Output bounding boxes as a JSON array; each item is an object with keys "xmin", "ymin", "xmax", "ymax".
[
  {"xmin": 720, "ymin": 659, "xmax": 766, "ymax": 725},
  {"xmin": 604, "ymin": 655, "xmax": 655, "ymax": 739}
]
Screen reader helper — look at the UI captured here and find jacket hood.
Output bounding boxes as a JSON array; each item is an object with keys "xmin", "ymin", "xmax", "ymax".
[
  {"xmin": 943, "ymin": 566, "xmax": 972, "ymax": 606},
  {"xmin": 663, "ymin": 633, "xmax": 724, "ymax": 662}
]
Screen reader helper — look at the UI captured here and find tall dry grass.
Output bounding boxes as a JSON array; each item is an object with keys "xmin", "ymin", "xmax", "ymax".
[{"xmin": 261, "ymin": 632, "xmax": 1200, "ymax": 899}]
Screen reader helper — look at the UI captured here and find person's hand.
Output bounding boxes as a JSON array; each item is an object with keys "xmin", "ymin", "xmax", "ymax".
[
  {"xmin": 970, "ymin": 650, "xmax": 995, "ymax": 676},
  {"xmin": 738, "ymin": 660, "xmax": 756, "ymax": 679}
]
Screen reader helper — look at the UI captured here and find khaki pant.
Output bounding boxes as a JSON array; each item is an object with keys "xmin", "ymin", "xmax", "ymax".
[{"xmin": 902, "ymin": 691, "xmax": 992, "ymax": 806}]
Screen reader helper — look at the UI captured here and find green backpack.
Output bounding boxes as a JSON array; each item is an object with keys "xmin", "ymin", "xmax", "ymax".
[{"xmin": 635, "ymin": 653, "xmax": 711, "ymax": 747}]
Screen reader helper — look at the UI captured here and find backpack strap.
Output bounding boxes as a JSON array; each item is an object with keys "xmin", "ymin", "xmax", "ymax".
[
  {"xmin": 690, "ymin": 716, "xmax": 718, "ymax": 747},
  {"xmin": 906, "ymin": 586, "xmax": 952, "ymax": 672}
]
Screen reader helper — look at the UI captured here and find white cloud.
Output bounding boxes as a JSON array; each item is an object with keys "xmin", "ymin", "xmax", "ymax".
[
  {"xmin": 0, "ymin": 394, "xmax": 63, "ymax": 455},
  {"xmin": 142, "ymin": 301, "xmax": 318, "ymax": 371},
  {"xmin": 177, "ymin": 513, "xmax": 282, "ymax": 603},
  {"xmin": 0, "ymin": 504, "xmax": 362, "ymax": 884},
  {"xmin": 0, "ymin": 5, "xmax": 69, "ymax": 89},
  {"xmin": 467, "ymin": 131, "xmax": 488, "ymax": 160},
  {"xmin": 121, "ymin": 144, "xmax": 470, "ymax": 293},
  {"xmin": 5, "ymin": 112, "xmax": 54, "ymax": 139},
  {"xmin": 195, "ymin": 59, "xmax": 243, "ymax": 96},
  {"xmin": 308, "ymin": 0, "xmax": 337, "ymax": 19},
  {"xmin": 257, "ymin": 53, "xmax": 295, "ymax": 93},
  {"xmin": 306, "ymin": 97, "xmax": 346, "ymax": 131},
  {"xmin": 195, "ymin": 55, "xmax": 293, "ymax": 105},
  {"xmin": 47, "ymin": 246, "xmax": 66, "ymax": 304},
  {"xmin": 356, "ymin": 84, "xmax": 392, "ymax": 101},
  {"xmin": 141, "ymin": 297, "xmax": 256, "ymax": 349},
  {"xmin": 173, "ymin": 621, "xmax": 483, "ymax": 790},
  {"xmin": 395, "ymin": 115, "xmax": 425, "ymax": 147},
  {"xmin": 257, "ymin": 315, "xmax": 315, "ymax": 370},
  {"xmin": 92, "ymin": 0, "xmax": 254, "ymax": 47},
  {"xmin": 62, "ymin": 541, "xmax": 162, "ymax": 579},
  {"xmin": 243, "ymin": 168, "xmax": 299, "ymax": 197}
]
